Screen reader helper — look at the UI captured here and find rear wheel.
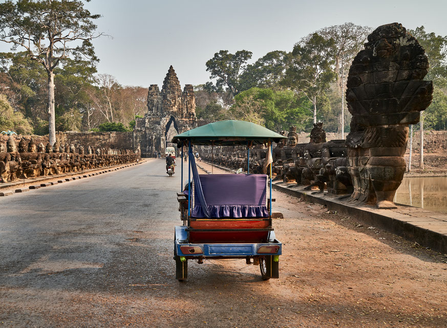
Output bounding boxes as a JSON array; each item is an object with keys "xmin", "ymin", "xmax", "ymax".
[
  {"xmin": 260, "ymin": 256, "xmax": 279, "ymax": 280},
  {"xmin": 259, "ymin": 257, "xmax": 270, "ymax": 280}
]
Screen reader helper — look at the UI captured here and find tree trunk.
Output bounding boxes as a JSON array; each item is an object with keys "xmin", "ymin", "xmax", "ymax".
[
  {"xmin": 47, "ymin": 71, "xmax": 56, "ymax": 146},
  {"xmin": 313, "ymin": 95, "xmax": 317, "ymax": 124},
  {"xmin": 420, "ymin": 112, "xmax": 424, "ymax": 169},
  {"xmin": 341, "ymin": 71, "xmax": 345, "ymax": 139},
  {"xmin": 408, "ymin": 124, "xmax": 413, "ymax": 172}
]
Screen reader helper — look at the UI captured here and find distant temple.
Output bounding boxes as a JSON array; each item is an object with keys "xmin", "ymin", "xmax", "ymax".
[{"xmin": 135, "ymin": 66, "xmax": 198, "ymax": 157}]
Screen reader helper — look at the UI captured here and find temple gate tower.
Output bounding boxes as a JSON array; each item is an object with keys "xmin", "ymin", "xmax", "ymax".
[{"xmin": 134, "ymin": 66, "xmax": 198, "ymax": 157}]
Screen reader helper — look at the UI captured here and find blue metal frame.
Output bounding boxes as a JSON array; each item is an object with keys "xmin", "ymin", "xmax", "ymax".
[
  {"xmin": 174, "ymin": 226, "xmax": 282, "ymax": 258},
  {"xmin": 175, "ymin": 138, "xmax": 280, "ymax": 262}
]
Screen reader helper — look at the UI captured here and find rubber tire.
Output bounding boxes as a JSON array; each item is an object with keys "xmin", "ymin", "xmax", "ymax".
[
  {"xmin": 260, "ymin": 256, "xmax": 279, "ymax": 280},
  {"xmin": 260, "ymin": 256, "xmax": 270, "ymax": 280}
]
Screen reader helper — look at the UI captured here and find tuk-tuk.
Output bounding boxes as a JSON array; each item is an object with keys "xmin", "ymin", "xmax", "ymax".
[{"xmin": 172, "ymin": 120, "xmax": 286, "ymax": 281}]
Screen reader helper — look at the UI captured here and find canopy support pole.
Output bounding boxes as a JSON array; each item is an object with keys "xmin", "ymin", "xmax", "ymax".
[
  {"xmin": 269, "ymin": 141, "xmax": 273, "ymax": 218},
  {"xmin": 247, "ymin": 142, "xmax": 250, "ymax": 174},
  {"xmin": 188, "ymin": 142, "xmax": 192, "ymax": 220},
  {"xmin": 180, "ymin": 145, "xmax": 183, "ymax": 191}
]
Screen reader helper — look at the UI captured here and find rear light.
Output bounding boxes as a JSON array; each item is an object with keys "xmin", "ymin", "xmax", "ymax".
[
  {"xmin": 180, "ymin": 246, "xmax": 203, "ymax": 254},
  {"xmin": 257, "ymin": 245, "xmax": 280, "ymax": 254}
]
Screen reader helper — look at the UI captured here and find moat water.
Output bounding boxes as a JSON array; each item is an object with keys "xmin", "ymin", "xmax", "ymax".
[{"xmin": 394, "ymin": 176, "xmax": 447, "ymax": 215}]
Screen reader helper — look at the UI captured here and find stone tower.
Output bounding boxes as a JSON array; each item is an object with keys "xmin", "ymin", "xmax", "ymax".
[{"xmin": 134, "ymin": 66, "xmax": 198, "ymax": 157}]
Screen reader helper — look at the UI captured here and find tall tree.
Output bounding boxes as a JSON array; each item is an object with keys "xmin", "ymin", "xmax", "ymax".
[
  {"xmin": 0, "ymin": 94, "xmax": 33, "ymax": 134},
  {"xmin": 315, "ymin": 23, "xmax": 371, "ymax": 137},
  {"xmin": 283, "ymin": 33, "xmax": 336, "ymax": 123},
  {"xmin": 0, "ymin": 0, "xmax": 101, "ymax": 145},
  {"xmin": 410, "ymin": 26, "xmax": 447, "ymax": 82},
  {"xmin": 205, "ymin": 50, "xmax": 252, "ymax": 97},
  {"xmin": 409, "ymin": 26, "xmax": 447, "ymax": 167},
  {"xmin": 239, "ymin": 50, "xmax": 290, "ymax": 92}
]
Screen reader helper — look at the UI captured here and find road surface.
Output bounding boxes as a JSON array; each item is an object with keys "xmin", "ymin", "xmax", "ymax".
[{"xmin": 1, "ymin": 159, "xmax": 446, "ymax": 327}]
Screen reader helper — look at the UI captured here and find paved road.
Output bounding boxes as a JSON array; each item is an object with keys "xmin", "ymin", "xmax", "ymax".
[{"xmin": 1, "ymin": 159, "xmax": 446, "ymax": 327}]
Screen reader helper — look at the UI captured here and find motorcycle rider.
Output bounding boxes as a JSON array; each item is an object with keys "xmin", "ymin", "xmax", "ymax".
[{"xmin": 166, "ymin": 153, "xmax": 175, "ymax": 173}]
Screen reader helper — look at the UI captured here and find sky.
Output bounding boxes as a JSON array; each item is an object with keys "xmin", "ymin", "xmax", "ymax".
[{"xmin": 2, "ymin": 0, "xmax": 447, "ymax": 88}]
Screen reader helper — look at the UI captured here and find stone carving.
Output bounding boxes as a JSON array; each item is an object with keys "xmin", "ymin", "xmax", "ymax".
[
  {"xmin": 134, "ymin": 66, "xmax": 199, "ymax": 158},
  {"xmin": 346, "ymin": 23, "xmax": 433, "ymax": 208},
  {"xmin": 0, "ymin": 136, "xmax": 140, "ymax": 183},
  {"xmin": 200, "ymin": 124, "xmax": 351, "ymax": 195},
  {"xmin": 20, "ymin": 138, "xmax": 42, "ymax": 178}
]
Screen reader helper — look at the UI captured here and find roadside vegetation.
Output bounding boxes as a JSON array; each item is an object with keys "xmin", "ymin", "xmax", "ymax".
[{"xmin": 0, "ymin": 2, "xmax": 446, "ymax": 137}]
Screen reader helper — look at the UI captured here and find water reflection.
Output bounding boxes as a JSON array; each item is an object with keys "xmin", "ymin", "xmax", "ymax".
[{"xmin": 394, "ymin": 177, "xmax": 447, "ymax": 214}]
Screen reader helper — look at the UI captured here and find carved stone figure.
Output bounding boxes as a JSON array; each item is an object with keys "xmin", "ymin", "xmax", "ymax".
[
  {"xmin": 21, "ymin": 138, "xmax": 42, "ymax": 178},
  {"xmin": 346, "ymin": 23, "xmax": 433, "ymax": 208},
  {"xmin": 0, "ymin": 141, "xmax": 10, "ymax": 182},
  {"xmin": 6, "ymin": 136, "xmax": 21, "ymax": 181}
]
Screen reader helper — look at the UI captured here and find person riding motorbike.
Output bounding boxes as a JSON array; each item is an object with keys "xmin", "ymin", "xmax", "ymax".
[{"xmin": 166, "ymin": 154, "xmax": 175, "ymax": 173}]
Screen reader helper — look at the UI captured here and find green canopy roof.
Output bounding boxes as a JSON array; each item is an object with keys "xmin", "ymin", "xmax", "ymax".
[{"xmin": 172, "ymin": 120, "xmax": 287, "ymax": 146}]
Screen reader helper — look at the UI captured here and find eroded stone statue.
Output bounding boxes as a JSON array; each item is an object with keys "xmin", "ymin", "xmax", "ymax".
[{"xmin": 346, "ymin": 23, "xmax": 433, "ymax": 208}]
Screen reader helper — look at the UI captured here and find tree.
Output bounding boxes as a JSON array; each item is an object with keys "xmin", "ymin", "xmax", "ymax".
[
  {"xmin": 196, "ymin": 102, "xmax": 228, "ymax": 122},
  {"xmin": 232, "ymin": 88, "xmax": 313, "ymax": 132},
  {"xmin": 98, "ymin": 122, "xmax": 129, "ymax": 132},
  {"xmin": 92, "ymin": 74, "xmax": 121, "ymax": 123},
  {"xmin": 229, "ymin": 93, "xmax": 264, "ymax": 126},
  {"xmin": 410, "ymin": 26, "xmax": 447, "ymax": 82},
  {"xmin": 239, "ymin": 51, "xmax": 290, "ymax": 92},
  {"xmin": 55, "ymin": 58, "xmax": 97, "ymax": 131},
  {"xmin": 410, "ymin": 26, "xmax": 447, "ymax": 131},
  {"xmin": 0, "ymin": 51, "xmax": 48, "ymax": 122},
  {"xmin": 206, "ymin": 50, "xmax": 252, "ymax": 97},
  {"xmin": 0, "ymin": 0, "xmax": 101, "ymax": 145},
  {"xmin": 316, "ymin": 23, "xmax": 371, "ymax": 137},
  {"xmin": 424, "ymin": 87, "xmax": 447, "ymax": 130},
  {"xmin": 283, "ymin": 33, "xmax": 337, "ymax": 124},
  {"xmin": 0, "ymin": 94, "xmax": 33, "ymax": 134}
]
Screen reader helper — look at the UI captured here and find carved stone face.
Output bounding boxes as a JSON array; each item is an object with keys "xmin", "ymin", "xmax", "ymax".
[
  {"xmin": 28, "ymin": 140, "xmax": 37, "ymax": 153},
  {"xmin": 7, "ymin": 136, "xmax": 17, "ymax": 153},
  {"xmin": 18, "ymin": 139, "xmax": 27, "ymax": 153},
  {"xmin": 46, "ymin": 143, "xmax": 53, "ymax": 154},
  {"xmin": 0, "ymin": 142, "xmax": 5, "ymax": 153},
  {"xmin": 37, "ymin": 143, "xmax": 45, "ymax": 153}
]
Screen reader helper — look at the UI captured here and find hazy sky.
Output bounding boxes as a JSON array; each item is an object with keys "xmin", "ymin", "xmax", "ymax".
[{"xmin": 2, "ymin": 0, "xmax": 447, "ymax": 88}]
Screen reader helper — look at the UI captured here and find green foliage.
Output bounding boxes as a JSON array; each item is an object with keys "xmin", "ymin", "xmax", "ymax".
[
  {"xmin": 239, "ymin": 51, "xmax": 290, "ymax": 92},
  {"xmin": 206, "ymin": 50, "xmax": 253, "ymax": 96},
  {"xmin": 410, "ymin": 26, "xmax": 447, "ymax": 82},
  {"xmin": 0, "ymin": 94, "xmax": 33, "ymax": 135},
  {"xmin": 425, "ymin": 86, "xmax": 447, "ymax": 130},
  {"xmin": 98, "ymin": 122, "xmax": 129, "ymax": 132},
  {"xmin": 33, "ymin": 118, "xmax": 49, "ymax": 136},
  {"xmin": 57, "ymin": 107, "xmax": 83, "ymax": 132},
  {"xmin": 409, "ymin": 26, "xmax": 447, "ymax": 131},
  {"xmin": 232, "ymin": 88, "xmax": 313, "ymax": 132},
  {"xmin": 283, "ymin": 33, "xmax": 337, "ymax": 123},
  {"xmin": 196, "ymin": 102, "xmax": 228, "ymax": 122},
  {"xmin": 128, "ymin": 115, "xmax": 143, "ymax": 130},
  {"xmin": 0, "ymin": 0, "xmax": 101, "ymax": 141}
]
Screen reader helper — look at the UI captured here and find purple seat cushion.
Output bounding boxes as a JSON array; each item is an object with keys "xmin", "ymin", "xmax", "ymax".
[{"xmin": 192, "ymin": 174, "xmax": 268, "ymax": 218}]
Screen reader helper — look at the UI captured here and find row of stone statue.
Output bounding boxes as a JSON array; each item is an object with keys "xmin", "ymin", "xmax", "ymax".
[
  {"xmin": 200, "ymin": 124, "xmax": 352, "ymax": 195},
  {"xmin": 0, "ymin": 136, "xmax": 140, "ymax": 183}
]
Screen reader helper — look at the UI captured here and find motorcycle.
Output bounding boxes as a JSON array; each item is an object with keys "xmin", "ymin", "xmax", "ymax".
[{"xmin": 167, "ymin": 163, "xmax": 175, "ymax": 176}]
